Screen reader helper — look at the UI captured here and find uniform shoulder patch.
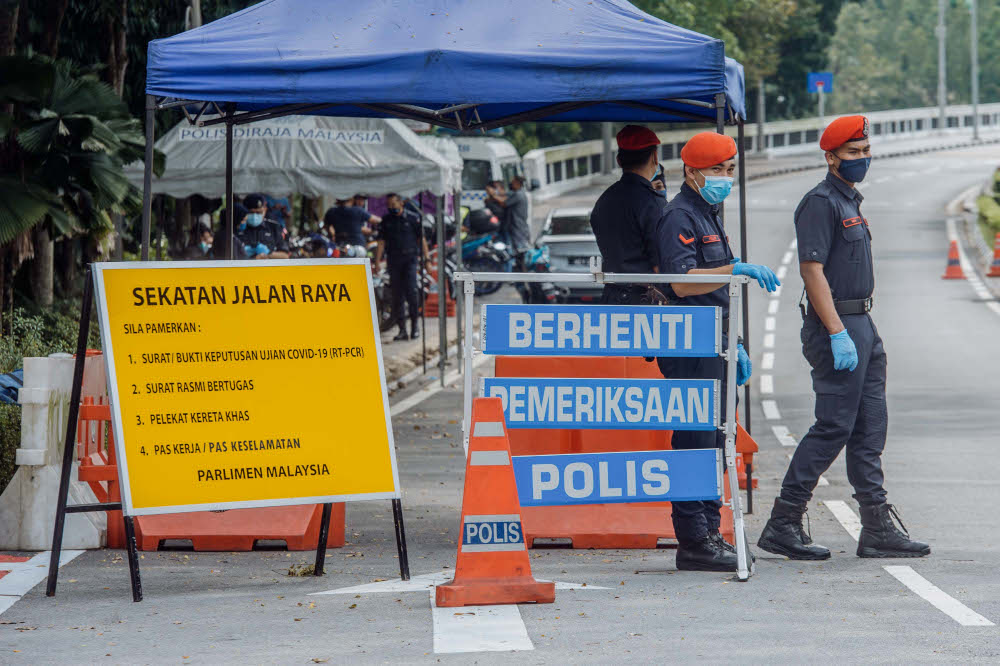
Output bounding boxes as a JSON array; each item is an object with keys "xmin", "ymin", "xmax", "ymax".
[{"xmin": 678, "ymin": 234, "xmax": 696, "ymax": 245}]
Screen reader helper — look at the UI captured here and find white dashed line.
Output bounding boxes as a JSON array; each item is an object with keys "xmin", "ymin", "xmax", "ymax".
[
  {"xmin": 776, "ymin": 265, "xmax": 788, "ymax": 280},
  {"xmin": 782, "ymin": 251, "xmax": 794, "ymax": 266},
  {"xmin": 764, "ymin": 317, "xmax": 776, "ymax": 331},
  {"xmin": 759, "ymin": 374, "xmax": 774, "ymax": 394},
  {"xmin": 823, "ymin": 500, "xmax": 862, "ymax": 541},
  {"xmin": 884, "ymin": 566, "xmax": 995, "ymax": 627},
  {"xmin": 761, "ymin": 352, "xmax": 774, "ymax": 370},
  {"xmin": 763, "ymin": 333, "xmax": 775, "ymax": 348},
  {"xmin": 772, "ymin": 285, "xmax": 783, "ymax": 298},
  {"xmin": 790, "ymin": 238, "xmax": 798, "ymax": 249},
  {"xmin": 761, "ymin": 399, "xmax": 781, "ymax": 420},
  {"xmin": 768, "ymin": 299, "xmax": 780, "ymax": 315},
  {"xmin": 772, "ymin": 425, "xmax": 797, "ymax": 447}
]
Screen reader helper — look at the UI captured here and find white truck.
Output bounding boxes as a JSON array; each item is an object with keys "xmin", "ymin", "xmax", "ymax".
[{"xmin": 454, "ymin": 136, "xmax": 527, "ymax": 211}]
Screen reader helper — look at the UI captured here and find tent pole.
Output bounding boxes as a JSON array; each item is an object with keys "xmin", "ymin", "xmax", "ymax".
[
  {"xmin": 455, "ymin": 189, "xmax": 463, "ymax": 375},
  {"xmin": 436, "ymin": 195, "xmax": 447, "ymax": 387},
  {"xmin": 140, "ymin": 94, "xmax": 156, "ymax": 261},
  {"xmin": 225, "ymin": 111, "xmax": 234, "ymax": 260},
  {"xmin": 737, "ymin": 120, "xmax": 751, "ymax": 440}
]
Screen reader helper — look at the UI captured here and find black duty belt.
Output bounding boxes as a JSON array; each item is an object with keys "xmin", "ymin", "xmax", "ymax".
[{"xmin": 804, "ymin": 297, "xmax": 873, "ymax": 319}]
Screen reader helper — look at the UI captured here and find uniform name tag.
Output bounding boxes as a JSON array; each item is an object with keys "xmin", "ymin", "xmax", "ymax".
[
  {"xmin": 702, "ymin": 234, "xmax": 721, "ymax": 243},
  {"xmin": 842, "ymin": 217, "xmax": 864, "ymax": 228}
]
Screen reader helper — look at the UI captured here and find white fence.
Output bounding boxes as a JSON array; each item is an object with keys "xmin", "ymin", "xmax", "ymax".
[{"xmin": 524, "ymin": 102, "xmax": 1000, "ymax": 200}]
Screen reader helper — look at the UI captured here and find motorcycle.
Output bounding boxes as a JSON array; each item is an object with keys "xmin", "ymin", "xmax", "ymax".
[{"xmin": 514, "ymin": 245, "xmax": 566, "ymax": 304}]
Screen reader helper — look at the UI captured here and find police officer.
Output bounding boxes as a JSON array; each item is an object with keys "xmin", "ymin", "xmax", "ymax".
[
  {"xmin": 656, "ymin": 131, "xmax": 780, "ymax": 571},
  {"xmin": 239, "ymin": 193, "xmax": 290, "ymax": 259},
  {"xmin": 324, "ymin": 197, "xmax": 381, "ymax": 251},
  {"xmin": 758, "ymin": 116, "xmax": 930, "ymax": 560},
  {"xmin": 375, "ymin": 193, "xmax": 429, "ymax": 341}
]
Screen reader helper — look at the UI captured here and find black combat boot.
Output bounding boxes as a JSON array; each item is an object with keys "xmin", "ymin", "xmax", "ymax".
[
  {"xmin": 410, "ymin": 319, "xmax": 420, "ymax": 339},
  {"xmin": 857, "ymin": 503, "xmax": 930, "ymax": 558},
  {"xmin": 709, "ymin": 531, "xmax": 755, "ymax": 563},
  {"xmin": 676, "ymin": 535, "xmax": 738, "ymax": 572},
  {"xmin": 393, "ymin": 324, "xmax": 409, "ymax": 341},
  {"xmin": 757, "ymin": 497, "xmax": 831, "ymax": 560}
]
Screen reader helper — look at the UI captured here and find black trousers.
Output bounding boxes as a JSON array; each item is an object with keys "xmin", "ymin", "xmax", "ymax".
[
  {"xmin": 388, "ymin": 255, "xmax": 420, "ymax": 326},
  {"xmin": 780, "ymin": 314, "xmax": 888, "ymax": 506},
  {"xmin": 656, "ymin": 348, "xmax": 730, "ymax": 546}
]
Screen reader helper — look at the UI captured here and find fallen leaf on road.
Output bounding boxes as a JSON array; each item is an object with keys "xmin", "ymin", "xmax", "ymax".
[{"xmin": 348, "ymin": 604, "xmax": 357, "ymax": 609}]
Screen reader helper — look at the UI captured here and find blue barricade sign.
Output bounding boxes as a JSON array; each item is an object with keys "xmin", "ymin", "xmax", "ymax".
[
  {"xmin": 461, "ymin": 513, "xmax": 525, "ymax": 552},
  {"xmin": 481, "ymin": 304, "xmax": 721, "ymax": 357},
  {"xmin": 512, "ymin": 450, "xmax": 722, "ymax": 506},
  {"xmin": 482, "ymin": 377, "xmax": 719, "ymax": 431}
]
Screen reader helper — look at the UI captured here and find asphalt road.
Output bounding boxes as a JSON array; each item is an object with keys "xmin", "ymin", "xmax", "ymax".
[{"xmin": 4, "ymin": 142, "xmax": 1000, "ymax": 664}]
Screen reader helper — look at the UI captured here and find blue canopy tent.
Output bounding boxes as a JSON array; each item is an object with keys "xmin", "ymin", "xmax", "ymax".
[{"xmin": 139, "ymin": 0, "xmax": 755, "ymax": 452}]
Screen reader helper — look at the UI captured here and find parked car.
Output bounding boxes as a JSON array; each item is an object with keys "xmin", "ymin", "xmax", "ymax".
[{"xmin": 537, "ymin": 206, "xmax": 602, "ymax": 301}]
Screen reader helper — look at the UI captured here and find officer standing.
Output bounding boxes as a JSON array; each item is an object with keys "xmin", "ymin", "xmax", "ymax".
[
  {"xmin": 757, "ymin": 116, "xmax": 930, "ymax": 560},
  {"xmin": 375, "ymin": 193, "xmax": 429, "ymax": 341},
  {"xmin": 239, "ymin": 193, "xmax": 290, "ymax": 259},
  {"xmin": 656, "ymin": 131, "xmax": 780, "ymax": 571}
]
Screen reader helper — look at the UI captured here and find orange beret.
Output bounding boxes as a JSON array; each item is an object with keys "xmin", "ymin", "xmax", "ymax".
[
  {"xmin": 680, "ymin": 132, "xmax": 737, "ymax": 169},
  {"xmin": 616, "ymin": 125, "xmax": 660, "ymax": 151},
  {"xmin": 820, "ymin": 115, "xmax": 870, "ymax": 151}
]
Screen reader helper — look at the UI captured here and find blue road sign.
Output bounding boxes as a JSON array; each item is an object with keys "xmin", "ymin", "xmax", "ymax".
[
  {"xmin": 480, "ymin": 304, "xmax": 721, "ymax": 357},
  {"xmin": 482, "ymin": 377, "xmax": 719, "ymax": 430},
  {"xmin": 512, "ymin": 449, "xmax": 723, "ymax": 507},
  {"xmin": 808, "ymin": 72, "xmax": 834, "ymax": 93}
]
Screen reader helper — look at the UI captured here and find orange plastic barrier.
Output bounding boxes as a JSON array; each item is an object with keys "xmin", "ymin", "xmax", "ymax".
[
  {"xmin": 423, "ymin": 252, "xmax": 455, "ymax": 317},
  {"xmin": 437, "ymin": 397, "xmax": 554, "ymax": 607},
  {"xmin": 494, "ymin": 355, "xmax": 759, "ymax": 546},
  {"xmin": 942, "ymin": 240, "xmax": 966, "ymax": 279},
  {"xmin": 74, "ymin": 400, "xmax": 344, "ymax": 551},
  {"xmin": 988, "ymin": 232, "xmax": 1000, "ymax": 278}
]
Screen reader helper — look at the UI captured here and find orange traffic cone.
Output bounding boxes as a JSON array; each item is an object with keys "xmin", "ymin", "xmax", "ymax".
[
  {"xmin": 942, "ymin": 240, "xmax": 966, "ymax": 280},
  {"xmin": 435, "ymin": 397, "xmax": 555, "ymax": 607},
  {"xmin": 988, "ymin": 233, "xmax": 1000, "ymax": 278}
]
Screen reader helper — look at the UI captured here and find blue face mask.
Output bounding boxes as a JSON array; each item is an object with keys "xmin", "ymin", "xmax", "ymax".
[
  {"xmin": 246, "ymin": 212, "xmax": 264, "ymax": 227},
  {"xmin": 198, "ymin": 241, "xmax": 211, "ymax": 254},
  {"xmin": 696, "ymin": 171, "xmax": 734, "ymax": 205},
  {"xmin": 837, "ymin": 156, "xmax": 871, "ymax": 183}
]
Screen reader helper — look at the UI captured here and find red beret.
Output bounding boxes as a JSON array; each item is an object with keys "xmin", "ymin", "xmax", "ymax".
[
  {"xmin": 616, "ymin": 125, "xmax": 660, "ymax": 151},
  {"xmin": 680, "ymin": 132, "xmax": 737, "ymax": 169},
  {"xmin": 820, "ymin": 115, "xmax": 870, "ymax": 151}
]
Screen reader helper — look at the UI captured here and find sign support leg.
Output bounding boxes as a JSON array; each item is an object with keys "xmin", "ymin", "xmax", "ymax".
[
  {"xmin": 46, "ymin": 266, "xmax": 94, "ymax": 598},
  {"xmin": 726, "ymin": 280, "xmax": 752, "ymax": 581},
  {"xmin": 123, "ymin": 515, "xmax": 143, "ymax": 602},
  {"xmin": 391, "ymin": 498, "xmax": 410, "ymax": 581},
  {"xmin": 313, "ymin": 503, "xmax": 333, "ymax": 576}
]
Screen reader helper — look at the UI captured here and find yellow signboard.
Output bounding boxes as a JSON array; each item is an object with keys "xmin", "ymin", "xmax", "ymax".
[{"xmin": 93, "ymin": 259, "xmax": 399, "ymax": 515}]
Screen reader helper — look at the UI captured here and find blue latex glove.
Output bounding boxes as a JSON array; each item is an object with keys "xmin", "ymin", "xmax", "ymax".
[
  {"xmin": 243, "ymin": 243, "xmax": 256, "ymax": 257},
  {"xmin": 736, "ymin": 343, "xmax": 752, "ymax": 386},
  {"xmin": 830, "ymin": 330, "xmax": 858, "ymax": 372},
  {"xmin": 732, "ymin": 262, "xmax": 781, "ymax": 292},
  {"xmin": 255, "ymin": 243, "xmax": 270, "ymax": 257}
]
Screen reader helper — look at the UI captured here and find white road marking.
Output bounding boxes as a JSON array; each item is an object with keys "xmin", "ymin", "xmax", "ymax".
[
  {"xmin": 761, "ymin": 399, "xmax": 781, "ymax": 420},
  {"xmin": 781, "ymin": 251, "xmax": 794, "ymax": 266},
  {"xmin": 761, "ymin": 352, "xmax": 775, "ymax": 370},
  {"xmin": 776, "ymin": 265, "xmax": 788, "ymax": 281},
  {"xmin": 824, "ymin": 500, "xmax": 862, "ymax": 541},
  {"xmin": 884, "ymin": 566, "xmax": 995, "ymax": 627},
  {"xmin": 763, "ymin": 333, "xmax": 775, "ymax": 349},
  {"xmin": 768, "ymin": 299, "xmax": 780, "ymax": 315},
  {"xmin": 945, "ymin": 217, "xmax": 1000, "ymax": 318},
  {"xmin": 0, "ymin": 550, "xmax": 84, "ymax": 617},
  {"xmin": 772, "ymin": 425, "xmax": 797, "ymax": 447},
  {"xmin": 432, "ymin": 591, "xmax": 534, "ymax": 653},
  {"xmin": 391, "ymin": 353, "xmax": 492, "ymax": 417},
  {"xmin": 764, "ymin": 317, "xmax": 776, "ymax": 331},
  {"xmin": 790, "ymin": 238, "xmax": 798, "ymax": 250},
  {"xmin": 315, "ymin": 573, "xmax": 604, "ymax": 654},
  {"xmin": 772, "ymin": 285, "xmax": 783, "ymax": 298},
  {"xmin": 759, "ymin": 374, "xmax": 774, "ymax": 394}
]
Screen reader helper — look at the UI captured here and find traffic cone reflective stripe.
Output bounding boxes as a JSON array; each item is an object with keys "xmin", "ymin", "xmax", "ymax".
[
  {"xmin": 942, "ymin": 240, "xmax": 966, "ymax": 280},
  {"xmin": 435, "ymin": 398, "xmax": 555, "ymax": 607},
  {"xmin": 988, "ymin": 233, "xmax": 1000, "ymax": 278}
]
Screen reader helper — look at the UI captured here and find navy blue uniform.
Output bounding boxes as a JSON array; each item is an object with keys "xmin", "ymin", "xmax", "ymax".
[
  {"xmin": 655, "ymin": 182, "xmax": 736, "ymax": 546},
  {"xmin": 235, "ymin": 219, "xmax": 288, "ymax": 255},
  {"xmin": 781, "ymin": 172, "xmax": 887, "ymax": 507},
  {"xmin": 379, "ymin": 208, "xmax": 423, "ymax": 326},
  {"xmin": 590, "ymin": 172, "xmax": 664, "ymax": 305},
  {"xmin": 325, "ymin": 206, "xmax": 370, "ymax": 246}
]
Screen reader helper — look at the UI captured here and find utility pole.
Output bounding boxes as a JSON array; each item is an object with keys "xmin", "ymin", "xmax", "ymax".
[
  {"xmin": 970, "ymin": 0, "xmax": 979, "ymax": 141},
  {"xmin": 756, "ymin": 78, "xmax": 765, "ymax": 154},
  {"xmin": 186, "ymin": 0, "xmax": 202, "ymax": 30},
  {"xmin": 937, "ymin": 0, "xmax": 947, "ymax": 132}
]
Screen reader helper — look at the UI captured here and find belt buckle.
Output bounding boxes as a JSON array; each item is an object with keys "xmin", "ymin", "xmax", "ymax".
[{"xmin": 864, "ymin": 297, "xmax": 873, "ymax": 312}]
